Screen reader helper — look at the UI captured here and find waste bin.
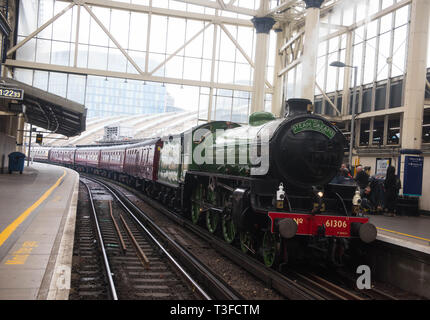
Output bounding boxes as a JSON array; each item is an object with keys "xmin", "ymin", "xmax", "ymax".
[{"xmin": 8, "ymin": 152, "xmax": 25, "ymax": 174}]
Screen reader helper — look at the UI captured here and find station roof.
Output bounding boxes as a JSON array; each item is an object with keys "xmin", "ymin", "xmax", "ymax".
[{"xmin": 0, "ymin": 77, "xmax": 87, "ymax": 137}]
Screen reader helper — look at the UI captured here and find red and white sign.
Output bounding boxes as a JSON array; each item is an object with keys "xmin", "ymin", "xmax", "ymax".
[{"xmin": 268, "ymin": 212, "xmax": 369, "ymax": 238}]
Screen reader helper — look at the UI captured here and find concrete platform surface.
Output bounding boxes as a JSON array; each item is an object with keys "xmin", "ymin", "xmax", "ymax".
[
  {"xmin": 0, "ymin": 162, "xmax": 78, "ymax": 300},
  {"xmin": 368, "ymin": 214, "xmax": 430, "ymax": 254}
]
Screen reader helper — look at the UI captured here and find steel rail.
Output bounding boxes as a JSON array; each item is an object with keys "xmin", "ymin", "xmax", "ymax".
[
  {"xmin": 109, "ymin": 200, "xmax": 127, "ymax": 253},
  {"xmin": 291, "ymin": 272, "xmax": 365, "ymax": 300},
  {"xmin": 85, "ymin": 177, "xmax": 218, "ymax": 300},
  {"xmin": 88, "ymin": 175, "xmax": 318, "ymax": 300},
  {"xmin": 81, "ymin": 180, "xmax": 118, "ymax": 300},
  {"xmin": 119, "ymin": 214, "xmax": 150, "ymax": 269}
]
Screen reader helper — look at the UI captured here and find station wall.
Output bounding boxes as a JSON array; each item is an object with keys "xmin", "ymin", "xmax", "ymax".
[{"xmin": 0, "ymin": 132, "xmax": 16, "ymax": 172}]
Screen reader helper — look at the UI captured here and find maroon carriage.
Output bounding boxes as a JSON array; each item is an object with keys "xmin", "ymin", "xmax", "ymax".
[
  {"xmin": 124, "ymin": 139, "xmax": 162, "ymax": 182},
  {"xmin": 100, "ymin": 146, "xmax": 127, "ymax": 173},
  {"xmin": 75, "ymin": 147, "xmax": 101, "ymax": 170},
  {"xmin": 49, "ymin": 148, "xmax": 76, "ymax": 165}
]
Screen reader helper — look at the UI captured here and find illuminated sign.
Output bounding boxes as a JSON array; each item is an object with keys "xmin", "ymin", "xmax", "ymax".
[
  {"xmin": 36, "ymin": 134, "xmax": 43, "ymax": 144},
  {"xmin": 0, "ymin": 87, "xmax": 24, "ymax": 100}
]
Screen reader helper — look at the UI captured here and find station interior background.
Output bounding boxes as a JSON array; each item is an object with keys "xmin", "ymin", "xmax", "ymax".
[{"xmin": 0, "ymin": 0, "xmax": 429, "ymax": 212}]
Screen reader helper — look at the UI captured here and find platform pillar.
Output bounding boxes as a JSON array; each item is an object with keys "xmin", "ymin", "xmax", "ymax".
[
  {"xmin": 399, "ymin": 0, "xmax": 429, "ymax": 197},
  {"xmin": 16, "ymin": 113, "xmax": 25, "ymax": 152},
  {"xmin": 272, "ymin": 28, "xmax": 285, "ymax": 117},
  {"xmin": 401, "ymin": 0, "xmax": 429, "ymax": 151},
  {"xmin": 301, "ymin": 0, "xmax": 324, "ymax": 102},
  {"xmin": 251, "ymin": 2, "xmax": 275, "ymax": 114}
]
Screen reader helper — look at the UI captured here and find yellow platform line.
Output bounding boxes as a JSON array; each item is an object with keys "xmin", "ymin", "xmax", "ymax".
[
  {"xmin": 0, "ymin": 170, "xmax": 67, "ymax": 247},
  {"xmin": 376, "ymin": 227, "xmax": 430, "ymax": 243}
]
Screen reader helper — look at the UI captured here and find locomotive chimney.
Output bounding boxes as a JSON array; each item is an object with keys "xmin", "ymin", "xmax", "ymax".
[{"xmin": 284, "ymin": 98, "xmax": 313, "ymax": 117}]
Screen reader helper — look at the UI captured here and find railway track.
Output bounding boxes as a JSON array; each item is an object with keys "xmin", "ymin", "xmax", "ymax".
[
  {"xmin": 69, "ymin": 182, "xmax": 110, "ymax": 299},
  {"xmin": 87, "ymin": 175, "xmax": 407, "ymax": 301},
  {"xmin": 71, "ymin": 177, "xmax": 243, "ymax": 300},
  {"xmin": 286, "ymin": 271, "xmax": 365, "ymax": 300}
]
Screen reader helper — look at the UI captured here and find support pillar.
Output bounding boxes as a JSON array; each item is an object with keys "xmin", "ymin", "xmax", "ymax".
[
  {"xmin": 251, "ymin": 16, "xmax": 275, "ymax": 114},
  {"xmin": 301, "ymin": 0, "xmax": 323, "ymax": 102},
  {"xmin": 342, "ymin": 32, "xmax": 353, "ymax": 115},
  {"xmin": 399, "ymin": 0, "xmax": 429, "ymax": 198},
  {"xmin": 272, "ymin": 28, "xmax": 285, "ymax": 117},
  {"xmin": 401, "ymin": 0, "xmax": 429, "ymax": 151},
  {"xmin": 16, "ymin": 113, "xmax": 25, "ymax": 152}
]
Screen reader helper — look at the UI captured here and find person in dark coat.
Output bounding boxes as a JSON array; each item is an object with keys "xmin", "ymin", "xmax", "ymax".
[
  {"xmin": 384, "ymin": 166, "xmax": 401, "ymax": 217},
  {"xmin": 355, "ymin": 166, "xmax": 369, "ymax": 190}
]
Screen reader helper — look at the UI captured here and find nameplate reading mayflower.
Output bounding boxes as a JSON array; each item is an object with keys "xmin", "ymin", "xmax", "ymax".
[
  {"xmin": 0, "ymin": 87, "xmax": 24, "ymax": 100},
  {"xmin": 292, "ymin": 119, "xmax": 336, "ymax": 139}
]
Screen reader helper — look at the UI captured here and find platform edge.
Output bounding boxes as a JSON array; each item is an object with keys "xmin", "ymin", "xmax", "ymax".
[{"xmin": 45, "ymin": 169, "xmax": 79, "ymax": 300}]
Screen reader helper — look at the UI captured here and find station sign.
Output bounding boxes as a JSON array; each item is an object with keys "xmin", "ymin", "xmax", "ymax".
[
  {"xmin": 0, "ymin": 87, "xmax": 24, "ymax": 100},
  {"xmin": 403, "ymin": 156, "xmax": 424, "ymax": 197},
  {"xmin": 36, "ymin": 134, "xmax": 43, "ymax": 145}
]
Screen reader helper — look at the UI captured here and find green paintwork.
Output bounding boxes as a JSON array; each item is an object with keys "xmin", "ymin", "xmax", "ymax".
[
  {"xmin": 291, "ymin": 119, "xmax": 336, "ymax": 139},
  {"xmin": 191, "ymin": 118, "xmax": 284, "ymax": 177},
  {"xmin": 262, "ymin": 231, "xmax": 278, "ymax": 267},
  {"xmin": 249, "ymin": 111, "xmax": 276, "ymax": 126},
  {"xmin": 184, "ymin": 121, "xmax": 241, "ymax": 174},
  {"xmin": 158, "ymin": 136, "xmax": 182, "ymax": 187}
]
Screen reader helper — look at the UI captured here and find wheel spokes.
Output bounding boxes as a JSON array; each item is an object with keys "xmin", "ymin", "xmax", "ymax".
[
  {"xmin": 206, "ymin": 211, "xmax": 219, "ymax": 233},
  {"xmin": 240, "ymin": 231, "xmax": 252, "ymax": 254},
  {"xmin": 222, "ymin": 215, "xmax": 236, "ymax": 243},
  {"xmin": 191, "ymin": 185, "xmax": 203, "ymax": 225},
  {"xmin": 263, "ymin": 232, "xmax": 277, "ymax": 267}
]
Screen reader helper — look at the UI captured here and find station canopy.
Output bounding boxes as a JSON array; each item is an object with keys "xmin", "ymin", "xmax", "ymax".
[{"xmin": 0, "ymin": 77, "xmax": 86, "ymax": 137}]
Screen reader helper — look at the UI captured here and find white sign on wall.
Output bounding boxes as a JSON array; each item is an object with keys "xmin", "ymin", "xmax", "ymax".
[{"xmin": 375, "ymin": 158, "xmax": 390, "ymax": 176}]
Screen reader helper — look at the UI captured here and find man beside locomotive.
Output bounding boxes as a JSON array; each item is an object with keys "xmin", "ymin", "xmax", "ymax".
[{"xmin": 355, "ymin": 166, "xmax": 369, "ymax": 193}]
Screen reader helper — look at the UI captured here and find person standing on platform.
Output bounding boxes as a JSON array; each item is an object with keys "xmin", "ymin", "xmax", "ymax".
[
  {"xmin": 383, "ymin": 166, "xmax": 401, "ymax": 217},
  {"xmin": 340, "ymin": 163, "xmax": 352, "ymax": 178},
  {"xmin": 354, "ymin": 165, "xmax": 369, "ymax": 193}
]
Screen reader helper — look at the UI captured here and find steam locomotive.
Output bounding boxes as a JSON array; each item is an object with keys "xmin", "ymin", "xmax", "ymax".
[{"xmin": 32, "ymin": 98, "xmax": 376, "ymax": 267}]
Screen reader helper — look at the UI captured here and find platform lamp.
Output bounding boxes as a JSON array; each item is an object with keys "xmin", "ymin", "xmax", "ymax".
[{"xmin": 330, "ymin": 61, "xmax": 358, "ymax": 169}]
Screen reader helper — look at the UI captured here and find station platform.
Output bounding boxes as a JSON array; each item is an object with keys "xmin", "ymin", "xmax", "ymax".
[
  {"xmin": 368, "ymin": 214, "xmax": 430, "ymax": 254},
  {"xmin": 0, "ymin": 162, "xmax": 78, "ymax": 300}
]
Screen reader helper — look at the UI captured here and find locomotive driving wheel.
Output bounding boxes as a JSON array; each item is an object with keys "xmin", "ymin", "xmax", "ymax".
[
  {"xmin": 191, "ymin": 184, "xmax": 204, "ymax": 225},
  {"xmin": 262, "ymin": 231, "xmax": 280, "ymax": 268},
  {"xmin": 222, "ymin": 214, "xmax": 236, "ymax": 244},
  {"xmin": 221, "ymin": 192, "xmax": 236, "ymax": 243},
  {"xmin": 205, "ymin": 188, "xmax": 219, "ymax": 233},
  {"xmin": 240, "ymin": 231, "xmax": 252, "ymax": 254}
]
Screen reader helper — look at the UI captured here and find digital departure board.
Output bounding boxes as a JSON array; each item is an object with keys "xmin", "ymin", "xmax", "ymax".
[{"xmin": 0, "ymin": 87, "xmax": 24, "ymax": 100}]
